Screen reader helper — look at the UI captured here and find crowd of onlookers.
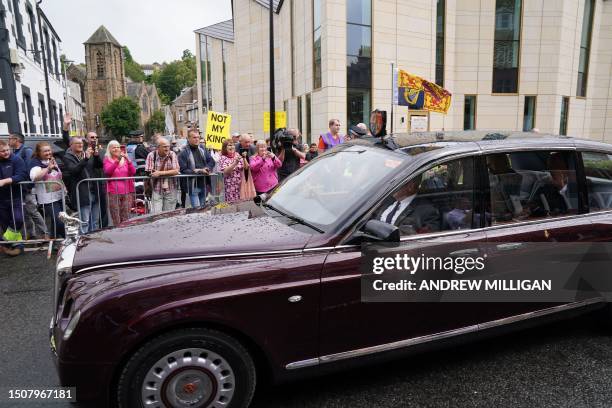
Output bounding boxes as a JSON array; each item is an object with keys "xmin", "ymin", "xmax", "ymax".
[{"xmin": 0, "ymin": 113, "xmax": 371, "ymax": 256}]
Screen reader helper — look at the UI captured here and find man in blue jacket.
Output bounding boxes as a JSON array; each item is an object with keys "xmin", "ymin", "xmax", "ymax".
[
  {"xmin": 178, "ymin": 129, "xmax": 215, "ymax": 208},
  {"xmin": 0, "ymin": 140, "xmax": 28, "ymax": 256}
]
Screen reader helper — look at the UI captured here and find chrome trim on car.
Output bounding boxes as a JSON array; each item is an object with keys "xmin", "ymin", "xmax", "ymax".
[
  {"xmin": 53, "ymin": 242, "xmax": 77, "ymax": 326},
  {"xmin": 284, "ymin": 298, "xmax": 602, "ymax": 370},
  {"xmin": 285, "ymin": 358, "xmax": 320, "ymax": 370},
  {"xmin": 75, "ymin": 248, "xmax": 333, "ymax": 274}
]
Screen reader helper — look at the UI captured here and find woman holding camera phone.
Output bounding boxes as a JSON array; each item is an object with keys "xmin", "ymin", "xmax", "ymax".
[
  {"xmin": 218, "ymin": 139, "xmax": 249, "ymax": 203},
  {"xmin": 103, "ymin": 140, "xmax": 136, "ymax": 226},
  {"xmin": 29, "ymin": 142, "xmax": 64, "ymax": 238},
  {"xmin": 250, "ymin": 140, "xmax": 282, "ymax": 195}
]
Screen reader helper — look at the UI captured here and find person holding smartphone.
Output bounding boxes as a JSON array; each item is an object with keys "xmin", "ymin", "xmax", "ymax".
[
  {"xmin": 29, "ymin": 142, "xmax": 65, "ymax": 238},
  {"xmin": 218, "ymin": 139, "xmax": 249, "ymax": 203},
  {"xmin": 250, "ymin": 140, "xmax": 282, "ymax": 195}
]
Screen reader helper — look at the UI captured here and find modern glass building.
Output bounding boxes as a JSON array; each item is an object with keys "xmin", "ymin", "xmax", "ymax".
[{"xmin": 196, "ymin": 0, "xmax": 612, "ymax": 143}]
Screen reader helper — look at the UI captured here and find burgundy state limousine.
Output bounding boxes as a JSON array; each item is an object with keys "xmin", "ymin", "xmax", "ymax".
[{"xmin": 51, "ymin": 131, "xmax": 612, "ymax": 408}]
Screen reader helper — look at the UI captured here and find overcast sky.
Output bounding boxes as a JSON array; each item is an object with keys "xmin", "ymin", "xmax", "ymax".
[{"xmin": 43, "ymin": 0, "xmax": 232, "ymax": 64}]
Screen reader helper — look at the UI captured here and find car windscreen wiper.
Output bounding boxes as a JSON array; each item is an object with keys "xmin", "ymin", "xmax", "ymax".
[{"xmin": 263, "ymin": 203, "xmax": 324, "ymax": 233}]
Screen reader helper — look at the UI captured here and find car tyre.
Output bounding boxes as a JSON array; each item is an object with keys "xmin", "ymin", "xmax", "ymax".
[{"xmin": 116, "ymin": 328, "xmax": 256, "ymax": 408}]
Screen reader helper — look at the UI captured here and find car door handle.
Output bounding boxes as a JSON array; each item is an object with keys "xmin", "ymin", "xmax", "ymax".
[
  {"xmin": 449, "ymin": 248, "xmax": 480, "ymax": 256},
  {"xmin": 496, "ymin": 243, "xmax": 524, "ymax": 251}
]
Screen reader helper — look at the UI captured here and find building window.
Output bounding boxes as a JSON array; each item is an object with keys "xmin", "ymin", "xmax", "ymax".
[
  {"xmin": 290, "ymin": 0, "xmax": 295, "ymax": 97},
  {"xmin": 297, "ymin": 95, "xmax": 303, "ymax": 135},
  {"xmin": 22, "ymin": 87, "xmax": 35, "ymax": 134},
  {"xmin": 523, "ymin": 96, "xmax": 536, "ymax": 131},
  {"xmin": 38, "ymin": 94, "xmax": 48, "ymax": 134},
  {"xmin": 313, "ymin": 0, "xmax": 322, "ymax": 90},
  {"xmin": 12, "ymin": 0, "xmax": 25, "ymax": 49},
  {"xmin": 200, "ymin": 35, "xmax": 213, "ymax": 111},
  {"xmin": 577, "ymin": 0, "xmax": 595, "ymax": 97},
  {"xmin": 560, "ymin": 96, "xmax": 569, "ymax": 136},
  {"xmin": 347, "ymin": 0, "xmax": 372, "ymax": 127},
  {"xmin": 49, "ymin": 103, "xmax": 57, "ymax": 135},
  {"xmin": 96, "ymin": 50, "xmax": 104, "ymax": 78},
  {"xmin": 492, "ymin": 0, "xmax": 522, "ymax": 93},
  {"xmin": 26, "ymin": 7, "xmax": 39, "ymax": 63},
  {"xmin": 305, "ymin": 93, "xmax": 312, "ymax": 144},
  {"xmin": 222, "ymin": 41, "xmax": 228, "ymax": 112},
  {"xmin": 464, "ymin": 95, "xmax": 476, "ymax": 130},
  {"xmin": 52, "ymin": 40, "xmax": 59, "ymax": 77},
  {"xmin": 347, "ymin": 89, "xmax": 370, "ymax": 128},
  {"xmin": 114, "ymin": 50, "xmax": 119, "ymax": 79},
  {"xmin": 44, "ymin": 29, "xmax": 53, "ymax": 75},
  {"xmin": 435, "ymin": 0, "xmax": 445, "ymax": 87},
  {"xmin": 200, "ymin": 35, "xmax": 212, "ymax": 112}
]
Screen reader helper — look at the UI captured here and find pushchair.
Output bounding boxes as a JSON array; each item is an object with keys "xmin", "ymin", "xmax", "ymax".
[{"xmin": 131, "ymin": 180, "xmax": 151, "ymax": 216}]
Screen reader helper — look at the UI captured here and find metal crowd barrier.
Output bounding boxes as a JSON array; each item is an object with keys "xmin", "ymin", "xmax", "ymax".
[
  {"xmin": 0, "ymin": 180, "xmax": 67, "ymax": 246},
  {"xmin": 74, "ymin": 173, "xmax": 225, "ymax": 233}
]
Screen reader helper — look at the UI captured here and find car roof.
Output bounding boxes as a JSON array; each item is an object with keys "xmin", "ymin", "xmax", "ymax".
[{"xmin": 348, "ymin": 131, "xmax": 612, "ymax": 155}]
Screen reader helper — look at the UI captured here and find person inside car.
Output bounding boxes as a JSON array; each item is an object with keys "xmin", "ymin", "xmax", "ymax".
[
  {"xmin": 487, "ymin": 154, "xmax": 524, "ymax": 221},
  {"xmin": 378, "ymin": 175, "xmax": 440, "ymax": 235}
]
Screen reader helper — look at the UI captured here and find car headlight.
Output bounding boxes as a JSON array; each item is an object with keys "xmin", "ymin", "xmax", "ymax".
[{"xmin": 63, "ymin": 310, "xmax": 81, "ymax": 340}]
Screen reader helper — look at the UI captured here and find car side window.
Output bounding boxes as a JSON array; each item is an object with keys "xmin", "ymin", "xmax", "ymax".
[
  {"xmin": 582, "ymin": 151, "xmax": 612, "ymax": 211},
  {"xmin": 373, "ymin": 157, "xmax": 475, "ymax": 236},
  {"xmin": 486, "ymin": 151, "xmax": 578, "ymax": 226}
]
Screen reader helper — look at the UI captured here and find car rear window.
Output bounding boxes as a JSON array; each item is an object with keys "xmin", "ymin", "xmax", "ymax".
[
  {"xmin": 582, "ymin": 151, "xmax": 612, "ymax": 211},
  {"xmin": 485, "ymin": 151, "xmax": 579, "ymax": 226}
]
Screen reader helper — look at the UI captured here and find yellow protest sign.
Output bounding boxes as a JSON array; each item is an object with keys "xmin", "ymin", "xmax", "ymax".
[
  {"xmin": 205, "ymin": 111, "xmax": 232, "ymax": 150},
  {"xmin": 263, "ymin": 111, "xmax": 287, "ymax": 132}
]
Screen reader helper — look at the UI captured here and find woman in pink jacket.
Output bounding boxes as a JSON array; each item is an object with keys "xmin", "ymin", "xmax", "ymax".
[
  {"xmin": 250, "ymin": 140, "xmax": 282, "ymax": 195},
  {"xmin": 103, "ymin": 140, "xmax": 136, "ymax": 226}
]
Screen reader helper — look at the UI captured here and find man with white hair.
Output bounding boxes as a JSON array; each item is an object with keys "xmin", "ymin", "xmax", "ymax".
[
  {"xmin": 145, "ymin": 137, "xmax": 180, "ymax": 213},
  {"xmin": 235, "ymin": 133, "xmax": 257, "ymax": 160}
]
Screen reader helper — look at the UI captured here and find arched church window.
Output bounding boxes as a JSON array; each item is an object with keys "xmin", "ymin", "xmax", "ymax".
[{"xmin": 96, "ymin": 50, "xmax": 104, "ymax": 78}]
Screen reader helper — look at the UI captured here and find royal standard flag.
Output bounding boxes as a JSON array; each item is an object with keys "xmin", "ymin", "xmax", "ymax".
[{"xmin": 396, "ymin": 70, "xmax": 452, "ymax": 114}]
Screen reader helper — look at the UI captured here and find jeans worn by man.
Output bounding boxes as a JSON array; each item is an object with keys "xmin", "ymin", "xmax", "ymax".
[
  {"xmin": 22, "ymin": 192, "xmax": 48, "ymax": 239},
  {"xmin": 145, "ymin": 139, "xmax": 180, "ymax": 214},
  {"xmin": 178, "ymin": 130, "xmax": 215, "ymax": 208}
]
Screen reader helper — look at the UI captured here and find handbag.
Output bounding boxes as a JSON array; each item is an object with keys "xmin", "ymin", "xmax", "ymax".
[{"xmin": 239, "ymin": 168, "xmax": 257, "ymax": 201}]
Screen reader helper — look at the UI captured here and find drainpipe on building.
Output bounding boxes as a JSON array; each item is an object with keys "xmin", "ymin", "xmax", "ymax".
[{"xmin": 36, "ymin": 0, "xmax": 52, "ymax": 136}]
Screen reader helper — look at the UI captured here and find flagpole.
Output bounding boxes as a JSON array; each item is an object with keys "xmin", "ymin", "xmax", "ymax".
[{"xmin": 390, "ymin": 61, "xmax": 395, "ymax": 134}]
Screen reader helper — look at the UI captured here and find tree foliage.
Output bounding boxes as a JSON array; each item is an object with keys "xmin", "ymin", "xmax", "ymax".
[
  {"xmin": 100, "ymin": 97, "xmax": 141, "ymax": 138},
  {"xmin": 151, "ymin": 49, "xmax": 196, "ymax": 102},
  {"xmin": 122, "ymin": 46, "xmax": 146, "ymax": 82},
  {"xmin": 145, "ymin": 110, "xmax": 166, "ymax": 136}
]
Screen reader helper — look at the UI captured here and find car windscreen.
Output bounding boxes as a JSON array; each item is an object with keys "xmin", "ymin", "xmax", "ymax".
[{"xmin": 266, "ymin": 145, "xmax": 407, "ymax": 229}]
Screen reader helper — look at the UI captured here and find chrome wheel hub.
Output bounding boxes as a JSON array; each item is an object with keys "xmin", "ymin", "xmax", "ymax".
[{"xmin": 141, "ymin": 348, "xmax": 236, "ymax": 407}]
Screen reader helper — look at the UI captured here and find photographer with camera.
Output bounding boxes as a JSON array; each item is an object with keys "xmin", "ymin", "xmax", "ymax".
[{"xmin": 276, "ymin": 128, "xmax": 306, "ymax": 183}]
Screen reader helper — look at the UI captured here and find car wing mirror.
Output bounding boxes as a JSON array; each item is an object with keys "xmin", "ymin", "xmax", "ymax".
[{"xmin": 356, "ymin": 220, "xmax": 400, "ymax": 243}]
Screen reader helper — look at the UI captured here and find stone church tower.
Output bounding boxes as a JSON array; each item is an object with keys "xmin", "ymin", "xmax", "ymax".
[{"xmin": 84, "ymin": 26, "xmax": 126, "ymax": 136}]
